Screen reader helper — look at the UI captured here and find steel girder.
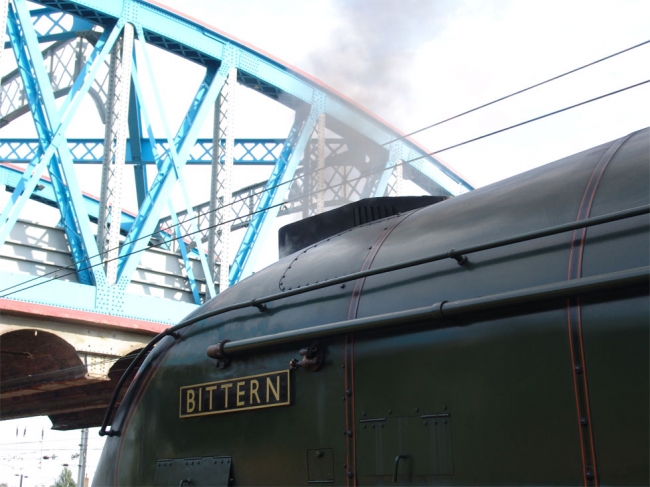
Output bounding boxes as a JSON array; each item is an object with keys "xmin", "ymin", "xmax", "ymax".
[
  {"xmin": 1, "ymin": 30, "xmax": 109, "ymax": 127},
  {"xmin": 97, "ymin": 23, "xmax": 133, "ymax": 285},
  {"xmin": 120, "ymin": 42, "xmax": 219, "ymax": 301},
  {"xmin": 229, "ymin": 98, "xmax": 322, "ymax": 284},
  {"xmin": 0, "ymin": 0, "xmax": 123, "ymax": 287},
  {"xmin": 0, "ymin": 0, "xmax": 472, "ymax": 322},
  {"xmin": 208, "ymin": 67, "xmax": 237, "ymax": 293},
  {"xmin": 0, "ymin": 138, "xmax": 295, "ymax": 164}
]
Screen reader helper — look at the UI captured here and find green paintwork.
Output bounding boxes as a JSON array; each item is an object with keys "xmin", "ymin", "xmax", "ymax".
[{"xmin": 94, "ymin": 129, "xmax": 649, "ymax": 486}]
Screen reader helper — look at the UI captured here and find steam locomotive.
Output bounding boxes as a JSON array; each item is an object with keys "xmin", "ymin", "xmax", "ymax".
[{"xmin": 94, "ymin": 128, "xmax": 649, "ymax": 486}]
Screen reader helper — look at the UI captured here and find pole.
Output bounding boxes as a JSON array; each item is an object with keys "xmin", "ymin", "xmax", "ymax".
[{"xmin": 77, "ymin": 428, "xmax": 88, "ymax": 487}]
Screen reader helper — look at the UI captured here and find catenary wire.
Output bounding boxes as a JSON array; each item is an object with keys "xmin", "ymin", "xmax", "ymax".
[
  {"xmin": 1, "ymin": 78, "xmax": 647, "ymax": 299},
  {"xmin": 388, "ymin": 39, "xmax": 650, "ymax": 143},
  {"xmin": 1, "ymin": 39, "xmax": 646, "ymax": 296}
]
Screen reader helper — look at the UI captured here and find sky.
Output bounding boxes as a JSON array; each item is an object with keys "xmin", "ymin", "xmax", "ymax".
[{"xmin": 0, "ymin": 1, "xmax": 649, "ymax": 486}]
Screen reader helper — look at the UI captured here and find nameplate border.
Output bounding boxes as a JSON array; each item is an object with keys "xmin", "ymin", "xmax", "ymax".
[{"xmin": 179, "ymin": 370, "xmax": 291, "ymax": 418}]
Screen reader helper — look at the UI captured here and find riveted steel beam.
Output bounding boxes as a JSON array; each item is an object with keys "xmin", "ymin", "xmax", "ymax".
[
  {"xmin": 208, "ymin": 67, "xmax": 237, "ymax": 294},
  {"xmin": 0, "ymin": 0, "xmax": 121, "ymax": 286},
  {"xmin": 115, "ymin": 32, "xmax": 229, "ymax": 293},
  {"xmin": 0, "ymin": 0, "xmax": 8, "ymax": 74},
  {"xmin": 229, "ymin": 93, "xmax": 324, "ymax": 284},
  {"xmin": 128, "ymin": 63, "xmax": 204, "ymax": 304},
  {"xmin": 0, "ymin": 138, "xmax": 284, "ymax": 164},
  {"xmin": 0, "ymin": 33, "xmax": 109, "ymax": 127},
  {"xmin": 97, "ymin": 23, "xmax": 134, "ymax": 285}
]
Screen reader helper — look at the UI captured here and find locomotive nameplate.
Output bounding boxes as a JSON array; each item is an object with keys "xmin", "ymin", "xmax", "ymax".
[{"xmin": 179, "ymin": 370, "xmax": 290, "ymax": 418}]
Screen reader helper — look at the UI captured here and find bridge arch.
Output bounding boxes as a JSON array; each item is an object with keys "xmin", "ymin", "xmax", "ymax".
[{"xmin": 0, "ymin": 328, "xmax": 85, "ymax": 390}]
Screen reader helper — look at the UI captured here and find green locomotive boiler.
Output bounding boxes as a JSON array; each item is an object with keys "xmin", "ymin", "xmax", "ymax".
[{"xmin": 94, "ymin": 128, "xmax": 649, "ymax": 486}]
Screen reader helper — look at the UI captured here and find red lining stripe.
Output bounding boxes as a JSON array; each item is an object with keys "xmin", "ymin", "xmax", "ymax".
[
  {"xmin": 565, "ymin": 133, "xmax": 632, "ymax": 486},
  {"xmin": 344, "ymin": 213, "xmax": 413, "ymax": 485}
]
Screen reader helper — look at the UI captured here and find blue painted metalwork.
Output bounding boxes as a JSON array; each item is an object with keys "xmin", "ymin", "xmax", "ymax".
[
  {"xmin": 127, "ymin": 54, "xmax": 148, "ymax": 208},
  {"xmin": 0, "ymin": 138, "xmax": 287, "ymax": 165},
  {"xmin": 3, "ymin": 7, "xmax": 95, "ymax": 47},
  {"xmin": 24, "ymin": 0, "xmax": 471, "ymax": 191},
  {"xmin": 1, "ymin": 0, "xmax": 122, "ymax": 286},
  {"xmin": 229, "ymin": 103, "xmax": 321, "ymax": 284},
  {"xmin": 0, "ymin": 163, "xmax": 136, "ymax": 232},
  {"xmin": 0, "ymin": 0, "xmax": 473, "ymax": 324},
  {"xmin": 373, "ymin": 144, "xmax": 402, "ymax": 198},
  {"xmin": 115, "ymin": 39, "xmax": 227, "ymax": 291},
  {"xmin": 129, "ymin": 60, "xmax": 212, "ymax": 302},
  {"xmin": 0, "ymin": 270, "xmax": 198, "ymax": 324}
]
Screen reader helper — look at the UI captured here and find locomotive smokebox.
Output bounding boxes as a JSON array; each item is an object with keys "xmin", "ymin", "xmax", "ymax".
[{"xmin": 278, "ymin": 196, "xmax": 447, "ymax": 258}]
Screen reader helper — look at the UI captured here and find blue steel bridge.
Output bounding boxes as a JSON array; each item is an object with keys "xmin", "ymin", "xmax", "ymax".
[{"xmin": 0, "ymin": 0, "xmax": 471, "ymax": 429}]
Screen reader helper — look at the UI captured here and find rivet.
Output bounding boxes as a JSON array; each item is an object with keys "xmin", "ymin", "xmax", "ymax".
[
  {"xmin": 388, "ymin": 409, "xmax": 392, "ymax": 414},
  {"xmin": 346, "ymin": 389, "xmax": 352, "ymax": 396},
  {"xmin": 372, "ymin": 424, "xmax": 375, "ymax": 428},
  {"xmin": 444, "ymin": 419, "xmax": 448, "ymax": 424},
  {"xmin": 580, "ymin": 417, "xmax": 588, "ymax": 426},
  {"xmin": 443, "ymin": 405, "xmax": 448, "ymax": 410},
  {"xmin": 362, "ymin": 412, "xmax": 366, "ymax": 417},
  {"xmin": 585, "ymin": 469, "xmax": 594, "ymax": 480},
  {"xmin": 415, "ymin": 407, "xmax": 419, "ymax": 412},
  {"xmin": 363, "ymin": 425, "xmax": 366, "ymax": 429},
  {"xmin": 347, "ymin": 470, "xmax": 354, "ymax": 479},
  {"xmin": 341, "ymin": 284, "xmax": 346, "ymax": 289},
  {"xmin": 424, "ymin": 421, "xmax": 428, "ymax": 425},
  {"xmin": 347, "ymin": 430, "xmax": 353, "ymax": 437},
  {"xmin": 575, "ymin": 364, "xmax": 583, "ymax": 374}
]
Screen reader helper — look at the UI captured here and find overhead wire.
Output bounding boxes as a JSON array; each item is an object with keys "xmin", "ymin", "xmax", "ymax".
[
  {"xmin": 389, "ymin": 39, "xmax": 650, "ymax": 143},
  {"xmin": 1, "ymin": 77, "xmax": 647, "ymax": 299},
  {"xmin": 2, "ymin": 38, "xmax": 648, "ymax": 298}
]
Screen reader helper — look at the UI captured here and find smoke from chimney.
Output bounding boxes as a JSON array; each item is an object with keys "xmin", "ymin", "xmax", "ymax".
[{"xmin": 306, "ymin": 0, "xmax": 457, "ymax": 128}]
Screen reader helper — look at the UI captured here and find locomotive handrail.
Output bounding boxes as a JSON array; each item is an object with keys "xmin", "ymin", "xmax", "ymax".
[
  {"xmin": 214, "ymin": 265, "xmax": 649, "ymax": 357},
  {"xmin": 99, "ymin": 203, "xmax": 649, "ymax": 436}
]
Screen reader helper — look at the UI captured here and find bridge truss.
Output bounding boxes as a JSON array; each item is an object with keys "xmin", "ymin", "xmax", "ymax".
[{"xmin": 0, "ymin": 0, "xmax": 472, "ymax": 324}]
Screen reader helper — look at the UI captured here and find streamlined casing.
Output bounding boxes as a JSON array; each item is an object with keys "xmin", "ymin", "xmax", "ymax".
[{"xmin": 95, "ymin": 129, "xmax": 649, "ymax": 486}]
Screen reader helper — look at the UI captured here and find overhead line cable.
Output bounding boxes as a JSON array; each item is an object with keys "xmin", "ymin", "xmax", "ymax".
[
  {"xmin": 1, "ymin": 78, "xmax": 646, "ymax": 298},
  {"xmin": 409, "ymin": 79, "xmax": 650, "ymax": 159},
  {"xmin": 386, "ymin": 39, "xmax": 650, "ymax": 143}
]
